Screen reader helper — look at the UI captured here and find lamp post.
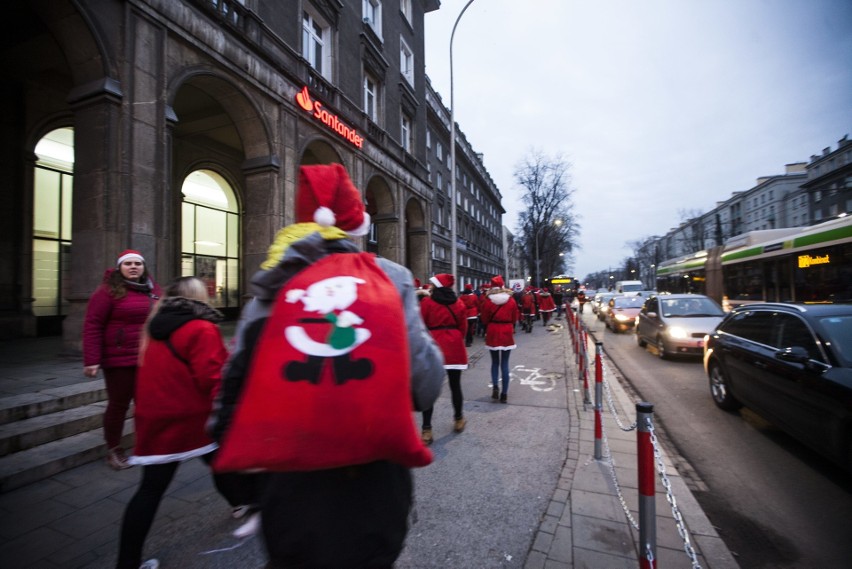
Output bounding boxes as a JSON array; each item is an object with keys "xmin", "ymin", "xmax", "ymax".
[
  {"xmin": 535, "ymin": 219, "xmax": 561, "ymax": 288},
  {"xmin": 450, "ymin": 0, "xmax": 477, "ymax": 286}
]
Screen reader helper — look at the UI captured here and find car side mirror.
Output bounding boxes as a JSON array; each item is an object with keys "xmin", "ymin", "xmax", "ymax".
[
  {"xmin": 647, "ymin": 312, "xmax": 657, "ymax": 318},
  {"xmin": 775, "ymin": 346, "xmax": 810, "ymax": 364}
]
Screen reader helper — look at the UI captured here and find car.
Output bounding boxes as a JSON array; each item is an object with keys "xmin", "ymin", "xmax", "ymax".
[
  {"xmin": 703, "ymin": 302, "xmax": 852, "ymax": 470},
  {"xmin": 592, "ymin": 292, "xmax": 615, "ymax": 316},
  {"xmin": 636, "ymin": 294, "xmax": 725, "ymax": 359},
  {"xmin": 605, "ymin": 295, "xmax": 644, "ymax": 332}
]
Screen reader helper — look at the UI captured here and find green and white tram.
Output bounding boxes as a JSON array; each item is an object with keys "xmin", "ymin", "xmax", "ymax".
[{"xmin": 656, "ymin": 215, "xmax": 852, "ymax": 306}]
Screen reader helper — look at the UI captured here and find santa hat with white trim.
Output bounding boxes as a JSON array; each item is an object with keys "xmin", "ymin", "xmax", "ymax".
[
  {"xmin": 295, "ymin": 163, "xmax": 371, "ymax": 236},
  {"xmin": 116, "ymin": 249, "xmax": 144, "ymax": 266},
  {"xmin": 429, "ymin": 273, "xmax": 454, "ymax": 288}
]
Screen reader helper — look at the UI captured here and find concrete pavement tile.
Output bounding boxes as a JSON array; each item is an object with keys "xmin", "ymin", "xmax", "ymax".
[
  {"xmin": 551, "ymin": 487, "xmax": 569, "ymax": 504},
  {"xmin": 53, "ymin": 474, "xmax": 133, "ymax": 508},
  {"xmin": 43, "ymin": 518, "xmax": 117, "ymax": 567},
  {"xmin": 572, "ymin": 547, "xmax": 635, "ymax": 569},
  {"xmin": 557, "ymin": 497, "xmax": 572, "ymax": 527},
  {"xmin": 572, "ymin": 514, "xmax": 636, "ymax": 557},
  {"xmin": 548, "ymin": 525, "xmax": 573, "ymax": 562},
  {"xmin": 0, "ymin": 525, "xmax": 75, "ymax": 568},
  {"xmin": 693, "ymin": 533, "xmax": 741, "ymax": 569},
  {"xmin": 539, "ymin": 514, "xmax": 558, "ymax": 534},
  {"xmin": 523, "ymin": 550, "xmax": 547, "ymax": 569},
  {"xmin": 652, "ymin": 544, "xmax": 709, "ymax": 569},
  {"xmin": 571, "ymin": 488, "xmax": 628, "ymax": 523},
  {"xmin": 0, "ymin": 477, "xmax": 72, "ymax": 510},
  {"xmin": 542, "ymin": 560, "xmax": 571, "ymax": 569},
  {"xmin": 532, "ymin": 528, "xmax": 554, "ymax": 552},
  {"xmin": 545, "ymin": 498, "xmax": 565, "ymax": 518},
  {"xmin": 50, "ymin": 496, "xmax": 124, "ymax": 540},
  {"xmin": 0, "ymin": 497, "xmax": 76, "ymax": 539}
]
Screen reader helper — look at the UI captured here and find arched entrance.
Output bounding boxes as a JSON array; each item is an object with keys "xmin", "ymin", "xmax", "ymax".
[
  {"xmin": 405, "ymin": 197, "xmax": 428, "ymax": 281},
  {"xmin": 365, "ymin": 176, "xmax": 398, "ymax": 262}
]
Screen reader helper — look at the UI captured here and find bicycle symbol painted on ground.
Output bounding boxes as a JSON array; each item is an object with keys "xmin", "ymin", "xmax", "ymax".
[{"xmin": 510, "ymin": 366, "xmax": 561, "ymax": 392}]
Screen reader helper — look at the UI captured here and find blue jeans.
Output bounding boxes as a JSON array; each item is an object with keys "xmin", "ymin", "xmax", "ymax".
[{"xmin": 490, "ymin": 350, "xmax": 511, "ymax": 394}]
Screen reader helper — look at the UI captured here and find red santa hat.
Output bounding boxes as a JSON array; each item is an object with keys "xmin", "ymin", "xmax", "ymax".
[
  {"xmin": 116, "ymin": 249, "xmax": 144, "ymax": 266},
  {"xmin": 296, "ymin": 163, "xmax": 371, "ymax": 236},
  {"xmin": 490, "ymin": 275, "xmax": 505, "ymax": 289},
  {"xmin": 430, "ymin": 273, "xmax": 454, "ymax": 288},
  {"xmin": 464, "ymin": 283, "xmax": 473, "ymax": 291},
  {"xmin": 414, "ymin": 278, "xmax": 422, "ymax": 288}
]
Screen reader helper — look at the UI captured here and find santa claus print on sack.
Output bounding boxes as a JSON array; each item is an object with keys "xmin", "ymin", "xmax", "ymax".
[{"xmin": 283, "ymin": 275, "xmax": 375, "ymax": 385}]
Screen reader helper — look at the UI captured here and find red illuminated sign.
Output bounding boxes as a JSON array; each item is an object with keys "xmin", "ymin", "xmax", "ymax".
[{"xmin": 296, "ymin": 86, "xmax": 364, "ymax": 149}]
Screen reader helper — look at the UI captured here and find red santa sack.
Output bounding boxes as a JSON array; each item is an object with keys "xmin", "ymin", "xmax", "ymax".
[{"xmin": 215, "ymin": 252, "xmax": 432, "ymax": 472}]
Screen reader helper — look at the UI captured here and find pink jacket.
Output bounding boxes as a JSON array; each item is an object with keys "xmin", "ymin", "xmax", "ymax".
[{"xmin": 82, "ymin": 270, "xmax": 160, "ymax": 368}]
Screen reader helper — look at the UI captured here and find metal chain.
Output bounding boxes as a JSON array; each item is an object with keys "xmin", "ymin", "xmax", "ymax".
[
  {"xmin": 647, "ymin": 418, "xmax": 703, "ymax": 569},
  {"xmin": 600, "ymin": 424, "xmax": 640, "ymax": 530},
  {"xmin": 601, "ymin": 368, "xmax": 637, "ymax": 431}
]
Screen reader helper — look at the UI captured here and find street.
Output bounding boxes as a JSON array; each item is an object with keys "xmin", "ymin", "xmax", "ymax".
[{"xmin": 581, "ymin": 310, "xmax": 852, "ymax": 568}]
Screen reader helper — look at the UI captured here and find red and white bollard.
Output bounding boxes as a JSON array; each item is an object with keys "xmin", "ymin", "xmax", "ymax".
[
  {"xmin": 593, "ymin": 341, "xmax": 603, "ymax": 459},
  {"xmin": 637, "ymin": 402, "xmax": 657, "ymax": 569}
]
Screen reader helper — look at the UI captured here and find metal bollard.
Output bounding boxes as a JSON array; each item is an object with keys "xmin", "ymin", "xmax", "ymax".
[
  {"xmin": 594, "ymin": 342, "xmax": 603, "ymax": 459},
  {"xmin": 637, "ymin": 402, "xmax": 657, "ymax": 569}
]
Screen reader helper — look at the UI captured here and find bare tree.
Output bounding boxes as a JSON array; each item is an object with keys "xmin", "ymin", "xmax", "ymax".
[
  {"xmin": 678, "ymin": 208, "xmax": 706, "ymax": 253},
  {"xmin": 515, "ymin": 149, "xmax": 580, "ymax": 286}
]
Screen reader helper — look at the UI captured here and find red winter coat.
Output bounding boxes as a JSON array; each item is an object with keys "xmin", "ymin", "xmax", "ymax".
[
  {"xmin": 519, "ymin": 292, "xmax": 537, "ymax": 315},
  {"xmin": 83, "ymin": 270, "xmax": 161, "ymax": 368},
  {"xmin": 459, "ymin": 291, "xmax": 479, "ymax": 320},
  {"xmin": 132, "ymin": 298, "xmax": 228, "ymax": 462},
  {"xmin": 480, "ymin": 289, "xmax": 520, "ymax": 350},
  {"xmin": 420, "ymin": 293, "xmax": 468, "ymax": 369},
  {"xmin": 538, "ymin": 292, "xmax": 557, "ymax": 313}
]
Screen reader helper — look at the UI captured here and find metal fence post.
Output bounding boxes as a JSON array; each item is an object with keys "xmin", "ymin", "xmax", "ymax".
[
  {"xmin": 637, "ymin": 402, "xmax": 657, "ymax": 569},
  {"xmin": 594, "ymin": 341, "xmax": 603, "ymax": 459}
]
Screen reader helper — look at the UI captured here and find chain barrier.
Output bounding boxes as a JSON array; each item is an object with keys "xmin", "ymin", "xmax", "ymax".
[
  {"xmin": 647, "ymin": 418, "xmax": 703, "ymax": 569},
  {"xmin": 601, "ymin": 366, "xmax": 637, "ymax": 432},
  {"xmin": 600, "ymin": 427, "xmax": 640, "ymax": 530}
]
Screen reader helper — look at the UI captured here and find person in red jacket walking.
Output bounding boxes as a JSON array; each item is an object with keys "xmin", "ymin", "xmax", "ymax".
[
  {"xmin": 419, "ymin": 273, "xmax": 468, "ymax": 444},
  {"xmin": 459, "ymin": 283, "xmax": 479, "ymax": 346},
  {"xmin": 83, "ymin": 249, "xmax": 161, "ymax": 470},
  {"xmin": 538, "ymin": 287, "xmax": 557, "ymax": 326},
  {"xmin": 480, "ymin": 276, "xmax": 520, "ymax": 403},
  {"xmin": 519, "ymin": 287, "xmax": 537, "ymax": 333},
  {"xmin": 116, "ymin": 276, "xmax": 259, "ymax": 569}
]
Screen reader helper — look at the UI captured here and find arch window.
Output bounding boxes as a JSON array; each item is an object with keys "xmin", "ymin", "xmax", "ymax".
[
  {"xmin": 180, "ymin": 170, "xmax": 240, "ymax": 310},
  {"xmin": 32, "ymin": 127, "xmax": 74, "ymax": 319}
]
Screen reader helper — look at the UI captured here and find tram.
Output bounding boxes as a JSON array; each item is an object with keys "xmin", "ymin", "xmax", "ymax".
[{"xmin": 656, "ymin": 215, "xmax": 852, "ymax": 306}]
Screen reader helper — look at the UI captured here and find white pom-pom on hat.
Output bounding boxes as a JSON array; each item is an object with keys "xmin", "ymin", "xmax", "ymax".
[{"xmin": 313, "ymin": 206, "xmax": 336, "ymax": 228}]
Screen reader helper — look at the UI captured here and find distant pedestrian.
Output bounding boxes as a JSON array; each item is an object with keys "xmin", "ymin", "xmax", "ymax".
[
  {"xmin": 519, "ymin": 287, "xmax": 536, "ymax": 333},
  {"xmin": 83, "ymin": 249, "xmax": 161, "ymax": 470},
  {"xmin": 420, "ymin": 273, "xmax": 469, "ymax": 444},
  {"xmin": 116, "ymin": 276, "xmax": 262, "ymax": 569},
  {"xmin": 538, "ymin": 287, "xmax": 557, "ymax": 326},
  {"xmin": 459, "ymin": 283, "xmax": 479, "ymax": 346},
  {"xmin": 480, "ymin": 275, "xmax": 520, "ymax": 403},
  {"xmin": 553, "ymin": 286, "xmax": 565, "ymax": 319}
]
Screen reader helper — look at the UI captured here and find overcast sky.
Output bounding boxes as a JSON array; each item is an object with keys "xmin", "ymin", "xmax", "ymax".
[{"xmin": 423, "ymin": 0, "xmax": 852, "ymax": 281}]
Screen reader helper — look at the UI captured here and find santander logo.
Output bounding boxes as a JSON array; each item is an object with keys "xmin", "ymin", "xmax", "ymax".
[{"xmin": 296, "ymin": 86, "xmax": 364, "ymax": 149}]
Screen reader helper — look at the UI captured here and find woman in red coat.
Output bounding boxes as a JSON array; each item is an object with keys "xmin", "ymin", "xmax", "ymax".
[
  {"xmin": 479, "ymin": 276, "xmax": 520, "ymax": 403},
  {"xmin": 538, "ymin": 287, "xmax": 557, "ymax": 326},
  {"xmin": 419, "ymin": 273, "xmax": 468, "ymax": 444},
  {"xmin": 459, "ymin": 283, "xmax": 479, "ymax": 346},
  {"xmin": 116, "ymin": 277, "xmax": 258, "ymax": 569},
  {"xmin": 519, "ymin": 287, "xmax": 537, "ymax": 333},
  {"xmin": 83, "ymin": 249, "xmax": 161, "ymax": 470}
]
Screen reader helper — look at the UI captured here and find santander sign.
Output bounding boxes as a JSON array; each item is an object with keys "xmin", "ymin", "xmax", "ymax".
[{"xmin": 296, "ymin": 86, "xmax": 364, "ymax": 149}]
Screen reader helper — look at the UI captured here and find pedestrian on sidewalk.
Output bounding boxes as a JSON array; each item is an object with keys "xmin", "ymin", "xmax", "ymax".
[
  {"xmin": 210, "ymin": 164, "xmax": 443, "ymax": 569},
  {"xmin": 480, "ymin": 275, "xmax": 520, "ymax": 403},
  {"xmin": 538, "ymin": 286, "xmax": 557, "ymax": 326},
  {"xmin": 420, "ymin": 273, "xmax": 469, "ymax": 445},
  {"xmin": 459, "ymin": 283, "xmax": 479, "ymax": 346},
  {"xmin": 115, "ymin": 276, "xmax": 262, "ymax": 569},
  {"xmin": 83, "ymin": 249, "xmax": 161, "ymax": 470},
  {"xmin": 519, "ymin": 286, "xmax": 536, "ymax": 333}
]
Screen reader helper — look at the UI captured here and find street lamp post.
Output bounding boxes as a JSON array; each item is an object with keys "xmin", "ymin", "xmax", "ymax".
[{"xmin": 450, "ymin": 0, "xmax": 477, "ymax": 287}]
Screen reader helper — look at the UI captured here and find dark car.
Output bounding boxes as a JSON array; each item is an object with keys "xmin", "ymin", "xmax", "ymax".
[{"xmin": 703, "ymin": 302, "xmax": 852, "ymax": 470}]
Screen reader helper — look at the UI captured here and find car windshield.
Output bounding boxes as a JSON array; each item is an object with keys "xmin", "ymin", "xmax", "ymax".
[
  {"xmin": 614, "ymin": 297, "xmax": 644, "ymax": 308},
  {"xmin": 818, "ymin": 314, "xmax": 852, "ymax": 368},
  {"xmin": 660, "ymin": 298, "xmax": 725, "ymax": 317}
]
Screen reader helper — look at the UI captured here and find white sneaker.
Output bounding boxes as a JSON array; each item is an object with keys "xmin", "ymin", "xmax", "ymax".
[
  {"xmin": 233, "ymin": 512, "xmax": 261, "ymax": 539},
  {"xmin": 139, "ymin": 560, "xmax": 159, "ymax": 569}
]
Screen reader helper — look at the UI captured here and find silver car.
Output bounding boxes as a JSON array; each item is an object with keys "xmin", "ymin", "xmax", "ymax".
[{"xmin": 636, "ymin": 294, "xmax": 725, "ymax": 358}]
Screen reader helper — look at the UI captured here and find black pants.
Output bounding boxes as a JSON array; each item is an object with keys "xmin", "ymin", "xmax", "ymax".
[
  {"xmin": 421, "ymin": 369, "xmax": 464, "ymax": 428},
  {"xmin": 115, "ymin": 452, "xmax": 263, "ymax": 568}
]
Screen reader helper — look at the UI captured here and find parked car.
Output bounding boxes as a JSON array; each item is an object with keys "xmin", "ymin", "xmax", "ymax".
[
  {"xmin": 704, "ymin": 302, "xmax": 852, "ymax": 470},
  {"xmin": 592, "ymin": 292, "xmax": 615, "ymax": 317},
  {"xmin": 636, "ymin": 294, "xmax": 725, "ymax": 359},
  {"xmin": 605, "ymin": 295, "xmax": 644, "ymax": 332}
]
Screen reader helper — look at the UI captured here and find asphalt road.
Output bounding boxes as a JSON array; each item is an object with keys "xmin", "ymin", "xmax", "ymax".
[{"xmin": 581, "ymin": 310, "xmax": 852, "ymax": 569}]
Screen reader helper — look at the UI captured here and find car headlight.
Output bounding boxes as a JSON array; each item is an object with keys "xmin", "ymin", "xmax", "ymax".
[
  {"xmin": 615, "ymin": 314, "xmax": 630, "ymax": 322},
  {"xmin": 667, "ymin": 326, "xmax": 688, "ymax": 339}
]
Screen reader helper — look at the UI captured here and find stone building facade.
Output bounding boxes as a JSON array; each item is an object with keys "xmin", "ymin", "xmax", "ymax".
[{"xmin": 4, "ymin": 1, "xmax": 510, "ymax": 348}]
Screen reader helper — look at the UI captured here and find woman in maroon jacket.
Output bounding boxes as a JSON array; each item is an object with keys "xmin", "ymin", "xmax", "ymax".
[
  {"xmin": 83, "ymin": 250, "xmax": 160, "ymax": 470},
  {"xmin": 479, "ymin": 276, "xmax": 520, "ymax": 403},
  {"xmin": 419, "ymin": 273, "xmax": 468, "ymax": 444}
]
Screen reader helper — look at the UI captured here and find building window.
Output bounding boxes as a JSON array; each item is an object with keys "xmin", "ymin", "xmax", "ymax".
[
  {"xmin": 363, "ymin": 73, "xmax": 379, "ymax": 122},
  {"xmin": 303, "ymin": 9, "xmax": 331, "ymax": 79},
  {"xmin": 363, "ymin": 0, "xmax": 382, "ymax": 36},
  {"xmin": 436, "ymin": 141, "xmax": 443, "ymax": 161},
  {"xmin": 436, "ymin": 172, "xmax": 442, "ymax": 191},
  {"xmin": 400, "ymin": 0, "xmax": 412, "ymax": 24},
  {"xmin": 400, "ymin": 36, "xmax": 414, "ymax": 85},
  {"xmin": 426, "ymin": 129, "xmax": 431, "ymax": 149},
  {"xmin": 401, "ymin": 112, "xmax": 413, "ymax": 153}
]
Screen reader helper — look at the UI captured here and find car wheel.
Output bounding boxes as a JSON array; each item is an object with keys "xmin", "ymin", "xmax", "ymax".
[
  {"xmin": 636, "ymin": 329, "xmax": 647, "ymax": 348},
  {"xmin": 656, "ymin": 336, "xmax": 667, "ymax": 359},
  {"xmin": 708, "ymin": 362, "xmax": 741, "ymax": 411}
]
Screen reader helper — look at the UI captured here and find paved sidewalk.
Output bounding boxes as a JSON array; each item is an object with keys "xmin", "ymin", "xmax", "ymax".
[{"xmin": 0, "ymin": 316, "xmax": 738, "ymax": 568}]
